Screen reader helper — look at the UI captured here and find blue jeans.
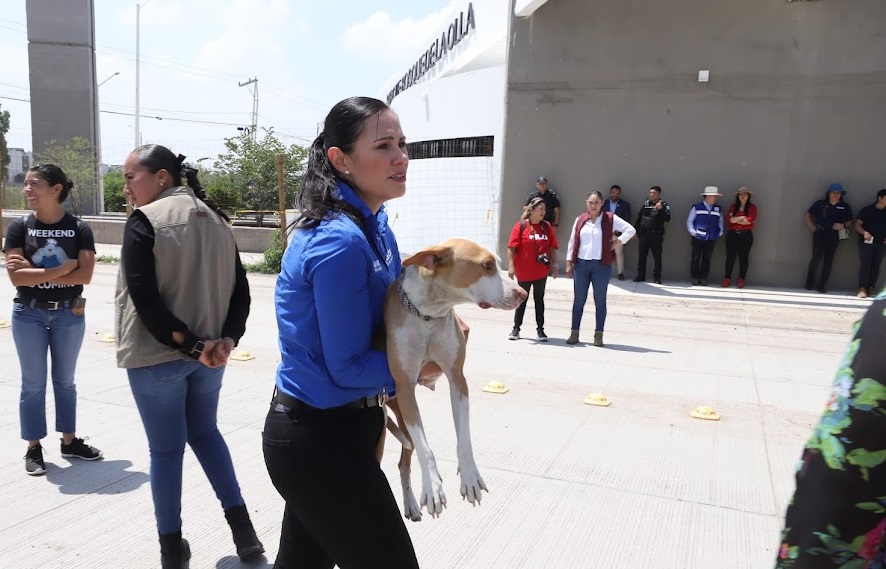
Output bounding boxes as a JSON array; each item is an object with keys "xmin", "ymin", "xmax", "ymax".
[
  {"xmin": 128, "ymin": 359, "xmax": 245, "ymax": 535},
  {"xmin": 12, "ymin": 302, "xmax": 85, "ymax": 441},
  {"xmin": 571, "ymin": 259, "xmax": 612, "ymax": 332}
]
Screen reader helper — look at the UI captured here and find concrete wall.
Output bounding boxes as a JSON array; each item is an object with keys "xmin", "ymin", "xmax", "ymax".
[
  {"xmin": 500, "ymin": 0, "xmax": 886, "ymax": 290},
  {"xmin": 1, "ymin": 214, "xmax": 274, "ymax": 254},
  {"xmin": 27, "ymin": 0, "xmax": 102, "ymax": 215}
]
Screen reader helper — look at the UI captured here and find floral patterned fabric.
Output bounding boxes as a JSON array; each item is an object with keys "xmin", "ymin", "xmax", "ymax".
[{"xmin": 777, "ymin": 290, "xmax": 886, "ymax": 568}]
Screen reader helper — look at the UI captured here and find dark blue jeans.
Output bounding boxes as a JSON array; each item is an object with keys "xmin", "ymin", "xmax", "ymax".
[
  {"xmin": 12, "ymin": 301, "xmax": 85, "ymax": 441},
  {"xmin": 571, "ymin": 259, "xmax": 611, "ymax": 332},
  {"xmin": 128, "ymin": 359, "xmax": 245, "ymax": 534}
]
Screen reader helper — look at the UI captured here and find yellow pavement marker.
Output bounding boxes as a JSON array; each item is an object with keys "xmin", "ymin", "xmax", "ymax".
[
  {"xmin": 691, "ymin": 405, "xmax": 720, "ymax": 421},
  {"xmin": 482, "ymin": 381, "xmax": 509, "ymax": 394},
  {"xmin": 582, "ymin": 392, "xmax": 611, "ymax": 407}
]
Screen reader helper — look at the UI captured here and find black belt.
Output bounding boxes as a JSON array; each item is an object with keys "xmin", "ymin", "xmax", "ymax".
[
  {"xmin": 14, "ymin": 298, "xmax": 74, "ymax": 310},
  {"xmin": 272, "ymin": 388, "xmax": 385, "ymax": 413},
  {"xmin": 729, "ymin": 229, "xmax": 752, "ymax": 234}
]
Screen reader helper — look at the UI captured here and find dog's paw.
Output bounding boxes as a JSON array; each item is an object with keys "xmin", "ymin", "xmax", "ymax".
[
  {"xmin": 459, "ymin": 464, "xmax": 488, "ymax": 505},
  {"xmin": 419, "ymin": 478, "xmax": 447, "ymax": 517},
  {"xmin": 403, "ymin": 491, "xmax": 422, "ymax": 522}
]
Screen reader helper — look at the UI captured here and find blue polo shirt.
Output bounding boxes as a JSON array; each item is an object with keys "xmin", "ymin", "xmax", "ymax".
[{"xmin": 274, "ymin": 181, "xmax": 401, "ymax": 409}]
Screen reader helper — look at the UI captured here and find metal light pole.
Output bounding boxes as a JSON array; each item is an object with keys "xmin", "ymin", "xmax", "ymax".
[{"xmin": 135, "ymin": 0, "xmax": 152, "ymax": 149}]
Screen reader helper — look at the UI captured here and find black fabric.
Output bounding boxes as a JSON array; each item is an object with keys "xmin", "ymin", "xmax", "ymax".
[
  {"xmin": 3, "ymin": 213, "xmax": 95, "ymax": 302},
  {"xmin": 514, "ymin": 276, "xmax": 548, "ymax": 330},
  {"xmin": 806, "ymin": 230, "xmax": 841, "ymax": 289},
  {"xmin": 857, "ymin": 204, "xmax": 886, "ymax": 242},
  {"xmin": 858, "ymin": 242, "xmax": 886, "ymax": 290},
  {"xmin": 635, "ymin": 200, "xmax": 671, "ymax": 235},
  {"xmin": 525, "ymin": 189, "xmax": 561, "ymax": 224},
  {"xmin": 636, "ymin": 232, "xmax": 664, "ymax": 280},
  {"xmin": 122, "ymin": 210, "xmax": 250, "ymax": 350},
  {"xmin": 690, "ymin": 237, "xmax": 716, "ymax": 279},
  {"xmin": 807, "ymin": 199, "xmax": 853, "ymax": 236},
  {"xmin": 724, "ymin": 230, "xmax": 754, "ymax": 279},
  {"xmin": 262, "ymin": 405, "xmax": 419, "ymax": 569}
]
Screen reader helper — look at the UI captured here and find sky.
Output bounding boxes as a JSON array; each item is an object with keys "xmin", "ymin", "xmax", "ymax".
[{"xmin": 0, "ymin": 0, "xmax": 463, "ymax": 166}]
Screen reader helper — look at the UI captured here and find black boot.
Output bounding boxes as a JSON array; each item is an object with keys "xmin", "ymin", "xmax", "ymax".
[
  {"xmin": 159, "ymin": 532, "xmax": 191, "ymax": 569},
  {"xmin": 224, "ymin": 504, "xmax": 265, "ymax": 561}
]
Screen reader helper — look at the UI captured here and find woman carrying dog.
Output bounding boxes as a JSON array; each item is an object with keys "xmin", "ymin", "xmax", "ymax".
[
  {"xmin": 117, "ymin": 145, "xmax": 262, "ymax": 568},
  {"xmin": 4, "ymin": 164, "xmax": 102, "ymax": 476},
  {"xmin": 507, "ymin": 196, "xmax": 559, "ymax": 341},
  {"xmin": 565, "ymin": 190, "xmax": 636, "ymax": 347},
  {"xmin": 263, "ymin": 97, "xmax": 420, "ymax": 568}
]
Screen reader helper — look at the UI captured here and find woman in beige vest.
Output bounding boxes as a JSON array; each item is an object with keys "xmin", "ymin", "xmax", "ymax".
[{"xmin": 117, "ymin": 145, "xmax": 261, "ymax": 568}]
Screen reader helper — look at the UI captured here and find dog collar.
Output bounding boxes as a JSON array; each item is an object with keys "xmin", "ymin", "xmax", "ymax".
[{"xmin": 397, "ymin": 273, "xmax": 438, "ymax": 321}]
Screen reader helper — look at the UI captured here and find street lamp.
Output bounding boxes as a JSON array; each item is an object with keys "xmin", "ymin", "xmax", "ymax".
[{"xmin": 98, "ymin": 71, "xmax": 120, "ymax": 88}]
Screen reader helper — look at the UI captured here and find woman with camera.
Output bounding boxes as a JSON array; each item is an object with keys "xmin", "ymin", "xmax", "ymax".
[
  {"xmin": 565, "ymin": 191, "xmax": 636, "ymax": 347},
  {"xmin": 507, "ymin": 197, "xmax": 559, "ymax": 341}
]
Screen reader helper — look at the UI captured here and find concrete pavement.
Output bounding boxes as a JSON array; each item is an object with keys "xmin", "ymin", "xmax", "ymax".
[{"xmin": 0, "ymin": 261, "xmax": 871, "ymax": 568}]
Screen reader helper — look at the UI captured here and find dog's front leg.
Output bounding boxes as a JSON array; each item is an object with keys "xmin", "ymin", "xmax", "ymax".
[
  {"xmin": 446, "ymin": 365, "xmax": 487, "ymax": 505},
  {"xmin": 393, "ymin": 380, "xmax": 447, "ymax": 517}
]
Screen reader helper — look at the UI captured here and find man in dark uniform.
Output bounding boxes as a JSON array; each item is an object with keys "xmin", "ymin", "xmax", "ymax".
[
  {"xmin": 633, "ymin": 186, "xmax": 671, "ymax": 284},
  {"xmin": 853, "ymin": 188, "xmax": 886, "ymax": 298},
  {"xmin": 805, "ymin": 183, "xmax": 854, "ymax": 294},
  {"xmin": 526, "ymin": 176, "xmax": 561, "ymax": 228}
]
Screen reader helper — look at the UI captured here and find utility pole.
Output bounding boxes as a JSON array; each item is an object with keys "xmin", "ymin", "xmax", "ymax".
[{"xmin": 239, "ymin": 77, "xmax": 258, "ymax": 143}]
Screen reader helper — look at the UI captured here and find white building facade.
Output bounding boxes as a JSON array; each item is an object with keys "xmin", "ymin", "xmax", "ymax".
[{"xmin": 385, "ymin": 0, "xmax": 508, "ymax": 256}]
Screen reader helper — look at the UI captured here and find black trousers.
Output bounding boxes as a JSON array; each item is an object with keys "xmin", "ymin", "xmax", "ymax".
[
  {"xmin": 263, "ymin": 404, "xmax": 419, "ymax": 569},
  {"xmin": 636, "ymin": 232, "xmax": 664, "ymax": 280},
  {"xmin": 690, "ymin": 237, "xmax": 717, "ymax": 279},
  {"xmin": 858, "ymin": 242, "xmax": 886, "ymax": 290},
  {"xmin": 513, "ymin": 276, "xmax": 547, "ymax": 330},
  {"xmin": 806, "ymin": 230, "xmax": 840, "ymax": 289},
  {"xmin": 724, "ymin": 230, "xmax": 754, "ymax": 279}
]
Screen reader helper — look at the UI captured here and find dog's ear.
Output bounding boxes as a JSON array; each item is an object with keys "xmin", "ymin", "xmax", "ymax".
[{"xmin": 403, "ymin": 245, "xmax": 453, "ymax": 271}]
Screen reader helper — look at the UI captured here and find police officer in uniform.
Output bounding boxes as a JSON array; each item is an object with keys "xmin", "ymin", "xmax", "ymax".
[
  {"xmin": 633, "ymin": 186, "xmax": 671, "ymax": 284},
  {"xmin": 526, "ymin": 176, "xmax": 561, "ymax": 229}
]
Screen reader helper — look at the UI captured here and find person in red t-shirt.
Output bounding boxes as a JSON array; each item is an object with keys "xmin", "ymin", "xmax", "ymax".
[
  {"xmin": 506, "ymin": 197, "xmax": 559, "ymax": 341},
  {"xmin": 721, "ymin": 186, "xmax": 758, "ymax": 288}
]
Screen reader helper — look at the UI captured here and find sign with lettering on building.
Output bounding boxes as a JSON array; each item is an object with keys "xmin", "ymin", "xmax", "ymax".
[{"xmin": 387, "ymin": 3, "xmax": 477, "ymax": 104}]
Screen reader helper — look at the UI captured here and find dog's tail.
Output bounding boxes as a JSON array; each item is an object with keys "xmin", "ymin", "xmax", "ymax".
[{"xmin": 386, "ymin": 416, "xmax": 413, "ymax": 450}]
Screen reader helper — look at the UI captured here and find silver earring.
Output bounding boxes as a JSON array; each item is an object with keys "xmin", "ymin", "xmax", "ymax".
[{"xmin": 344, "ymin": 170, "xmax": 350, "ymax": 175}]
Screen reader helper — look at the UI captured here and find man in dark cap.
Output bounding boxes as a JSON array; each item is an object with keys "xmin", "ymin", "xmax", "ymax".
[
  {"xmin": 805, "ymin": 183, "xmax": 853, "ymax": 293},
  {"xmin": 526, "ymin": 176, "xmax": 561, "ymax": 228}
]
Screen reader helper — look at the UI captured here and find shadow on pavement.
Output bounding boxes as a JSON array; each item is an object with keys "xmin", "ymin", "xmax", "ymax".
[
  {"xmin": 45, "ymin": 459, "xmax": 149, "ymax": 495},
  {"xmin": 603, "ymin": 344, "xmax": 671, "ymax": 353}
]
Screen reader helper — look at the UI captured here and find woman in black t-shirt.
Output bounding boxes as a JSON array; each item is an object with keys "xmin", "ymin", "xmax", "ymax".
[{"xmin": 3, "ymin": 164, "xmax": 102, "ymax": 476}]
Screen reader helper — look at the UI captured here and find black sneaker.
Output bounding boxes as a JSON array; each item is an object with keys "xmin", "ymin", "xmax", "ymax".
[
  {"xmin": 25, "ymin": 444, "xmax": 46, "ymax": 476},
  {"xmin": 60, "ymin": 437, "xmax": 103, "ymax": 461},
  {"xmin": 536, "ymin": 329, "xmax": 548, "ymax": 342},
  {"xmin": 654, "ymin": 279, "xmax": 662, "ymax": 284},
  {"xmin": 508, "ymin": 327, "xmax": 520, "ymax": 340}
]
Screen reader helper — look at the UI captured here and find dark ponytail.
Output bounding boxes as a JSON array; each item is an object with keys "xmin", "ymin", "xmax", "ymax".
[
  {"xmin": 131, "ymin": 144, "xmax": 229, "ymax": 222},
  {"xmin": 28, "ymin": 164, "xmax": 74, "ymax": 203},
  {"xmin": 295, "ymin": 96, "xmax": 391, "ymax": 230}
]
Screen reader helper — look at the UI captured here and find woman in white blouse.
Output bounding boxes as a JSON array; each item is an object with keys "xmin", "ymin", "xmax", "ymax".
[{"xmin": 565, "ymin": 191, "xmax": 636, "ymax": 346}]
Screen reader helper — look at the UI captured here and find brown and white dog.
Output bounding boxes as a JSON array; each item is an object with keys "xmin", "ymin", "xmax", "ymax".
[{"xmin": 379, "ymin": 238, "xmax": 527, "ymax": 521}]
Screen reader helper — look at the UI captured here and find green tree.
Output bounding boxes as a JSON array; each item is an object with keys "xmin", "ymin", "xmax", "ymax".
[
  {"xmin": 103, "ymin": 169, "xmax": 126, "ymax": 212},
  {"xmin": 36, "ymin": 137, "xmax": 101, "ymax": 216},
  {"xmin": 209, "ymin": 129, "xmax": 308, "ymax": 213},
  {"xmin": 0, "ymin": 103, "xmax": 10, "ymax": 182}
]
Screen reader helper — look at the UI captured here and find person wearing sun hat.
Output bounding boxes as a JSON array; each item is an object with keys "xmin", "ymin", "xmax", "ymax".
[
  {"xmin": 804, "ymin": 183, "xmax": 854, "ymax": 294},
  {"xmin": 686, "ymin": 186, "xmax": 724, "ymax": 286},
  {"xmin": 721, "ymin": 186, "xmax": 758, "ymax": 288}
]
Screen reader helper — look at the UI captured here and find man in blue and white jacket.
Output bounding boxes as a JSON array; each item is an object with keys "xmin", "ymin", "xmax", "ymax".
[{"xmin": 686, "ymin": 186, "xmax": 724, "ymax": 286}]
